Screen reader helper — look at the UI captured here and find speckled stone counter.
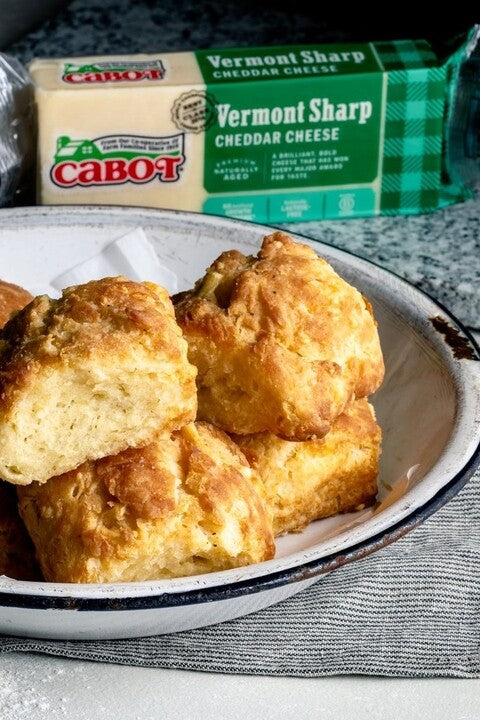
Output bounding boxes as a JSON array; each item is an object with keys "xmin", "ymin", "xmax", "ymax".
[{"xmin": 5, "ymin": 0, "xmax": 480, "ymax": 333}]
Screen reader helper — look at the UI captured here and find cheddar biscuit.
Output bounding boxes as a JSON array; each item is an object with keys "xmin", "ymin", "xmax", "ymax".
[
  {"xmin": 0, "ymin": 279, "xmax": 32, "ymax": 327},
  {"xmin": 0, "ymin": 277, "xmax": 197, "ymax": 485},
  {"xmin": 234, "ymin": 399, "xmax": 381, "ymax": 535},
  {"xmin": 17, "ymin": 422, "xmax": 275, "ymax": 583},
  {"xmin": 174, "ymin": 232, "xmax": 384, "ymax": 440}
]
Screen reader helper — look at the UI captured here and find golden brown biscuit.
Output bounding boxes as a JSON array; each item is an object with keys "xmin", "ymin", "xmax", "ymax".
[
  {"xmin": 174, "ymin": 232, "xmax": 384, "ymax": 440},
  {"xmin": 0, "ymin": 481, "xmax": 41, "ymax": 580},
  {"xmin": 234, "ymin": 399, "xmax": 381, "ymax": 536},
  {"xmin": 0, "ymin": 277, "xmax": 197, "ymax": 485},
  {"xmin": 0, "ymin": 279, "xmax": 32, "ymax": 327},
  {"xmin": 17, "ymin": 422, "xmax": 275, "ymax": 583}
]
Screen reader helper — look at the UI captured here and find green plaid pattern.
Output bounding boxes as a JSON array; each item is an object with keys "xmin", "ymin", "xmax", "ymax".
[
  {"xmin": 379, "ymin": 66, "xmax": 445, "ymax": 215},
  {"xmin": 373, "ymin": 39, "xmax": 438, "ymax": 71}
]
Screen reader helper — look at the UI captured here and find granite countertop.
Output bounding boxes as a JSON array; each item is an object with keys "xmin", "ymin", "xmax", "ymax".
[{"xmin": 6, "ymin": 0, "xmax": 477, "ymax": 63}]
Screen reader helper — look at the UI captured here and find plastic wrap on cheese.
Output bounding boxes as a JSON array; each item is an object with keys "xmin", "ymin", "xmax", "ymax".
[{"xmin": 0, "ymin": 54, "xmax": 35, "ymax": 207}]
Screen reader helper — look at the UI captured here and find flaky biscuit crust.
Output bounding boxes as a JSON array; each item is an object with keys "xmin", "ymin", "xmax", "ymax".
[
  {"xmin": 0, "ymin": 280, "xmax": 32, "ymax": 328},
  {"xmin": 0, "ymin": 277, "xmax": 197, "ymax": 484},
  {"xmin": 174, "ymin": 232, "xmax": 384, "ymax": 440},
  {"xmin": 17, "ymin": 422, "xmax": 275, "ymax": 583},
  {"xmin": 234, "ymin": 399, "xmax": 381, "ymax": 535},
  {"xmin": 0, "ymin": 278, "xmax": 189, "ymax": 409}
]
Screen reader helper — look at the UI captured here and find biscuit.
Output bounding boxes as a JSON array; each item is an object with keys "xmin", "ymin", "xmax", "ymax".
[
  {"xmin": 17, "ymin": 422, "xmax": 275, "ymax": 583},
  {"xmin": 234, "ymin": 399, "xmax": 381, "ymax": 535},
  {"xmin": 0, "ymin": 279, "xmax": 32, "ymax": 327},
  {"xmin": 0, "ymin": 482, "xmax": 41, "ymax": 580},
  {"xmin": 174, "ymin": 232, "xmax": 384, "ymax": 440},
  {"xmin": 0, "ymin": 277, "xmax": 197, "ymax": 485}
]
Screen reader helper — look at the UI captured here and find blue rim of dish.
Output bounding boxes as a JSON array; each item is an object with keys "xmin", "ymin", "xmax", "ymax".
[{"xmin": 0, "ymin": 208, "xmax": 478, "ymax": 612}]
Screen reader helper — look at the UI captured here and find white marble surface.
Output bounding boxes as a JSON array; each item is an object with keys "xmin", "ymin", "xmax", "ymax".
[{"xmin": 1, "ymin": 653, "xmax": 479, "ymax": 720}]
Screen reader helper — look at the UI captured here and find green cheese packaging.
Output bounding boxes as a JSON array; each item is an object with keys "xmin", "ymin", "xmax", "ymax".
[{"xmin": 29, "ymin": 26, "xmax": 479, "ymax": 223}]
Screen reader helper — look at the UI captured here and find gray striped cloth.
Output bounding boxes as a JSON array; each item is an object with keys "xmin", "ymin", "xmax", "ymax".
[{"xmin": 0, "ymin": 467, "xmax": 478, "ymax": 678}]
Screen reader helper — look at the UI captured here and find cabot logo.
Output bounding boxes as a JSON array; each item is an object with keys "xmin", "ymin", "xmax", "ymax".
[
  {"xmin": 50, "ymin": 134, "xmax": 185, "ymax": 188},
  {"xmin": 62, "ymin": 59, "xmax": 166, "ymax": 83}
]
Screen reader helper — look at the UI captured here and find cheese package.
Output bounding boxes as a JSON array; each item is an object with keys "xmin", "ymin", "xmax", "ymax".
[{"xmin": 29, "ymin": 33, "xmax": 477, "ymax": 223}]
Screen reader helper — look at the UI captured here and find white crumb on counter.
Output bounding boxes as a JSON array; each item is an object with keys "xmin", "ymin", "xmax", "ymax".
[{"xmin": 0, "ymin": 665, "xmax": 69, "ymax": 719}]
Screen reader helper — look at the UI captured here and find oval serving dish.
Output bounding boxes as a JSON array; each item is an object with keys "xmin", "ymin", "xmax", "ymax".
[{"xmin": 0, "ymin": 205, "xmax": 479, "ymax": 640}]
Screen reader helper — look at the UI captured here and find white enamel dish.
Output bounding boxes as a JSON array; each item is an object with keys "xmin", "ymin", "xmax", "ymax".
[{"xmin": 0, "ymin": 205, "xmax": 479, "ymax": 640}]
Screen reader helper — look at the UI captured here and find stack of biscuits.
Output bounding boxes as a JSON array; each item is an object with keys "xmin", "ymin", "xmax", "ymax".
[{"xmin": 0, "ymin": 232, "xmax": 384, "ymax": 584}]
